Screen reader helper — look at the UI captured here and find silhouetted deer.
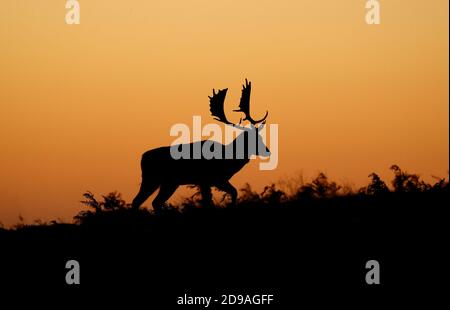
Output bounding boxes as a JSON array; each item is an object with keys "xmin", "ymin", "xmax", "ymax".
[{"xmin": 132, "ymin": 79, "xmax": 270, "ymax": 211}]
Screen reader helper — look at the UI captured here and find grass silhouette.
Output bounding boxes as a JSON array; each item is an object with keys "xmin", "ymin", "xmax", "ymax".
[
  {"xmin": 0, "ymin": 165, "xmax": 448, "ymax": 301},
  {"xmin": 64, "ymin": 165, "xmax": 447, "ymax": 230}
]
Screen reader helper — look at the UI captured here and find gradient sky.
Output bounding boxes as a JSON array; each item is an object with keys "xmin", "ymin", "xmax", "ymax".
[{"xmin": 0, "ymin": 1, "xmax": 448, "ymax": 226}]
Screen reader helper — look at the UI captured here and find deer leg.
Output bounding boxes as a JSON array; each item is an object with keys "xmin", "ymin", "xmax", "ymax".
[
  {"xmin": 216, "ymin": 181, "xmax": 238, "ymax": 205},
  {"xmin": 200, "ymin": 185, "xmax": 213, "ymax": 207},
  {"xmin": 152, "ymin": 183, "xmax": 178, "ymax": 212},
  {"xmin": 132, "ymin": 180, "xmax": 159, "ymax": 209}
]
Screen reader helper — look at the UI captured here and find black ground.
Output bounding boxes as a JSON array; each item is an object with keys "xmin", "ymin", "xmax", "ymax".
[{"xmin": 0, "ymin": 171, "xmax": 448, "ymax": 307}]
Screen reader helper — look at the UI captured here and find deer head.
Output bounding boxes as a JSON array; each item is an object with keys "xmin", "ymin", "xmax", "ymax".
[{"xmin": 208, "ymin": 79, "xmax": 270, "ymax": 158}]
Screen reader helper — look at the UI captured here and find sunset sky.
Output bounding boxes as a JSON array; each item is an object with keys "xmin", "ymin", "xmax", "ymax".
[{"xmin": 0, "ymin": 1, "xmax": 448, "ymax": 226}]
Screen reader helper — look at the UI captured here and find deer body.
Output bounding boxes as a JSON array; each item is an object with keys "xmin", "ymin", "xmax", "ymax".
[
  {"xmin": 142, "ymin": 144, "xmax": 249, "ymax": 185},
  {"xmin": 132, "ymin": 80, "xmax": 269, "ymax": 211}
]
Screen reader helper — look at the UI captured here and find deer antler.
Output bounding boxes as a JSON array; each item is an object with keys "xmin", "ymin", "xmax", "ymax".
[
  {"xmin": 233, "ymin": 79, "xmax": 268, "ymax": 125},
  {"xmin": 209, "ymin": 80, "xmax": 268, "ymax": 130},
  {"xmin": 209, "ymin": 88, "xmax": 248, "ymax": 131},
  {"xmin": 209, "ymin": 88, "xmax": 233, "ymax": 125}
]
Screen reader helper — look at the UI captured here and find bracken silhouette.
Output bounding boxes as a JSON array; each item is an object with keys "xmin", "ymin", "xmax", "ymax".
[{"xmin": 0, "ymin": 165, "xmax": 448, "ymax": 301}]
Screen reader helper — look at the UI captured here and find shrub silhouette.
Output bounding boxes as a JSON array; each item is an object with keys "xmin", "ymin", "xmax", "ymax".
[
  {"xmin": 74, "ymin": 191, "xmax": 131, "ymax": 224},
  {"xmin": 238, "ymin": 183, "xmax": 261, "ymax": 203},
  {"xmin": 70, "ymin": 165, "xmax": 448, "ymax": 227},
  {"xmin": 295, "ymin": 172, "xmax": 341, "ymax": 200},
  {"xmin": 360, "ymin": 173, "xmax": 390, "ymax": 196},
  {"xmin": 1, "ymin": 164, "xmax": 448, "ymax": 293},
  {"xmin": 261, "ymin": 183, "xmax": 286, "ymax": 204},
  {"xmin": 390, "ymin": 164, "xmax": 430, "ymax": 193}
]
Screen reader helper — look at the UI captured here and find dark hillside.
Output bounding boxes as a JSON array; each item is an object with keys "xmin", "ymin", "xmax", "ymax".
[{"xmin": 0, "ymin": 167, "xmax": 448, "ymax": 305}]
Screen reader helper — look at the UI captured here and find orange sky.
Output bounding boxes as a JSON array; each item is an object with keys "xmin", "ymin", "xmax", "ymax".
[{"xmin": 0, "ymin": 1, "xmax": 448, "ymax": 226}]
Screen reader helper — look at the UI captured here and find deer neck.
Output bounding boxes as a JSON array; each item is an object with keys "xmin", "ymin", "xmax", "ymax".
[{"xmin": 224, "ymin": 135, "xmax": 251, "ymax": 163}]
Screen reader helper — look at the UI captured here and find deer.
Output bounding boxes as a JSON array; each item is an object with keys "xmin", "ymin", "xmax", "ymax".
[{"xmin": 131, "ymin": 79, "xmax": 270, "ymax": 211}]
